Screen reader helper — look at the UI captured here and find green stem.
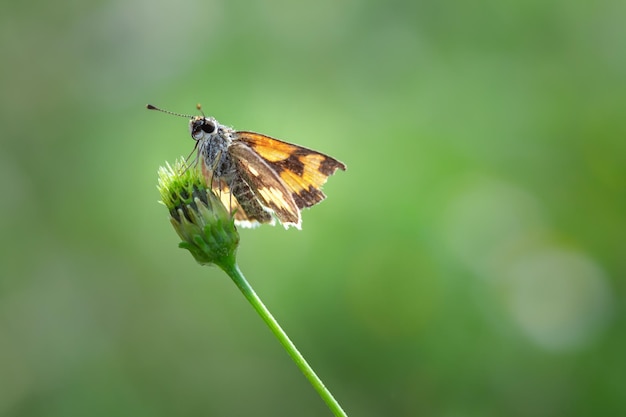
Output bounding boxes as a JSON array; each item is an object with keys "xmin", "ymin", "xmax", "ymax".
[{"xmin": 219, "ymin": 261, "xmax": 348, "ymax": 417}]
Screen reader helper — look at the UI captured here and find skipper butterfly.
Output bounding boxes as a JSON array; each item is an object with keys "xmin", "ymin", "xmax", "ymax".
[{"xmin": 148, "ymin": 104, "xmax": 346, "ymax": 229}]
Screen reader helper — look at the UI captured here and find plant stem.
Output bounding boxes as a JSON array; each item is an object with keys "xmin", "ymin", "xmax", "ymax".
[{"xmin": 219, "ymin": 261, "xmax": 348, "ymax": 417}]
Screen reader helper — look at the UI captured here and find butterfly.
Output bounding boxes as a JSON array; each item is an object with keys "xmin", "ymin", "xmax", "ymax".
[{"xmin": 148, "ymin": 104, "xmax": 346, "ymax": 229}]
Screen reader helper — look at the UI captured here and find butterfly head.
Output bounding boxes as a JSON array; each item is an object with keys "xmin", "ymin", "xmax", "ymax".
[{"xmin": 190, "ymin": 116, "xmax": 220, "ymax": 142}]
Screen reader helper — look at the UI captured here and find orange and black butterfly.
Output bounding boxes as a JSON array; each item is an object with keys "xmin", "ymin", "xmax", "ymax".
[{"xmin": 148, "ymin": 104, "xmax": 346, "ymax": 229}]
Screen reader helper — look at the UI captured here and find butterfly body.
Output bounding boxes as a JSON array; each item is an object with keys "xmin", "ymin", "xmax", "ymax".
[
  {"xmin": 187, "ymin": 114, "xmax": 346, "ymax": 229},
  {"xmin": 191, "ymin": 116, "xmax": 236, "ymax": 180}
]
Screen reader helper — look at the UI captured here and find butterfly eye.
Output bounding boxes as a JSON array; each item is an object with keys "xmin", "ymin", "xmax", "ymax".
[
  {"xmin": 201, "ymin": 121, "xmax": 216, "ymax": 134},
  {"xmin": 191, "ymin": 126, "xmax": 202, "ymax": 140}
]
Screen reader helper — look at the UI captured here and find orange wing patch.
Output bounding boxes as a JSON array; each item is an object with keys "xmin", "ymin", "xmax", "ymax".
[
  {"xmin": 235, "ymin": 132, "xmax": 346, "ymax": 208},
  {"xmin": 240, "ymin": 132, "xmax": 298, "ymax": 162}
]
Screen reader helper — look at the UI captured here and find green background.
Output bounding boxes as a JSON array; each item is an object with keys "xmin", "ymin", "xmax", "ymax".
[{"xmin": 1, "ymin": 0, "xmax": 624, "ymax": 416}]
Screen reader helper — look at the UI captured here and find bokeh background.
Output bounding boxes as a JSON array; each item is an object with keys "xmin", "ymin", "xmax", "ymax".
[{"xmin": 1, "ymin": 0, "xmax": 624, "ymax": 416}]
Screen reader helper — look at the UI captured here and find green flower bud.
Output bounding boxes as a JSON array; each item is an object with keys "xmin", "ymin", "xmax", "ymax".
[{"xmin": 157, "ymin": 159, "xmax": 239, "ymax": 269}]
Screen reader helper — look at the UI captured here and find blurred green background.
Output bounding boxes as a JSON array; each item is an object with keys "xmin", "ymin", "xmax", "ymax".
[{"xmin": 1, "ymin": 0, "xmax": 624, "ymax": 416}]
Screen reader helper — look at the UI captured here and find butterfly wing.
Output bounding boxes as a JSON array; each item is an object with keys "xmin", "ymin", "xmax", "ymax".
[
  {"xmin": 234, "ymin": 131, "xmax": 346, "ymax": 209},
  {"xmin": 201, "ymin": 161, "xmax": 274, "ymax": 228},
  {"xmin": 228, "ymin": 140, "xmax": 303, "ymax": 228}
]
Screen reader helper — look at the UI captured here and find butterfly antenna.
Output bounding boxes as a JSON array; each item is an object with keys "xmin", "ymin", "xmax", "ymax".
[{"xmin": 146, "ymin": 104, "xmax": 194, "ymax": 118}]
